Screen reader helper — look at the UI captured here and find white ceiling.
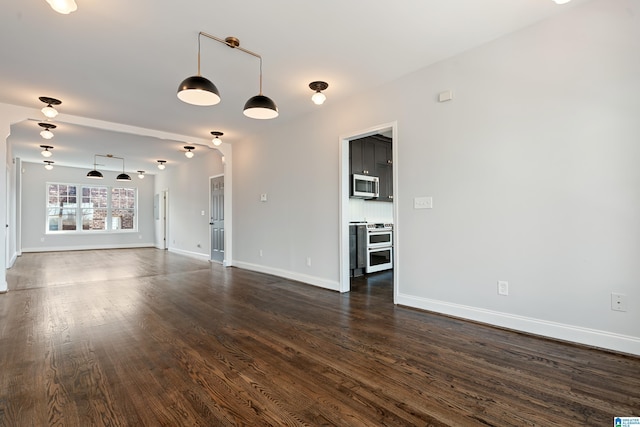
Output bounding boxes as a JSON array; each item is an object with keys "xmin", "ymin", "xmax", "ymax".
[{"xmin": 1, "ymin": 0, "xmax": 590, "ymax": 173}]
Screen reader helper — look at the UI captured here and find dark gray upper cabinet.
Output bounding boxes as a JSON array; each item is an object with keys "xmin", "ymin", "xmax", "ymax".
[{"xmin": 349, "ymin": 135, "xmax": 393, "ymax": 202}]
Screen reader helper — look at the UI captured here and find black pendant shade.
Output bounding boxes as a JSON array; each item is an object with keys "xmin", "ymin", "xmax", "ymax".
[
  {"xmin": 87, "ymin": 169, "xmax": 104, "ymax": 179},
  {"xmin": 177, "ymin": 75, "xmax": 221, "ymax": 106},
  {"xmin": 116, "ymin": 173, "xmax": 132, "ymax": 181},
  {"xmin": 243, "ymin": 94, "xmax": 279, "ymax": 119}
]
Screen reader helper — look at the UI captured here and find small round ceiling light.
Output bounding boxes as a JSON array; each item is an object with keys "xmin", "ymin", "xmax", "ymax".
[
  {"xmin": 184, "ymin": 146, "xmax": 195, "ymax": 158},
  {"xmin": 309, "ymin": 81, "xmax": 328, "ymax": 105},
  {"xmin": 137, "ymin": 171, "xmax": 145, "ymax": 179},
  {"xmin": 243, "ymin": 94, "xmax": 279, "ymax": 119},
  {"xmin": 211, "ymin": 131, "xmax": 224, "ymax": 146},
  {"xmin": 157, "ymin": 160, "xmax": 167, "ymax": 170},
  {"xmin": 44, "ymin": 160, "xmax": 54, "ymax": 170},
  {"xmin": 38, "ymin": 122, "xmax": 56, "ymax": 140},
  {"xmin": 553, "ymin": 0, "xmax": 571, "ymax": 3},
  {"xmin": 45, "ymin": 0, "xmax": 77, "ymax": 14},
  {"xmin": 39, "ymin": 96, "xmax": 61, "ymax": 118},
  {"xmin": 40, "ymin": 145, "xmax": 54, "ymax": 157}
]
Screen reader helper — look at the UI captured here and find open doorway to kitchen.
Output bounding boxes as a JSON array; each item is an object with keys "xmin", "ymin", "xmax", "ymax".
[{"xmin": 339, "ymin": 122, "xmax": 398, "ymax": 301}]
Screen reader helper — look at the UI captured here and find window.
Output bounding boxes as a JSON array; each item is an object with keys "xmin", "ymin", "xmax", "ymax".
[{"xmin": 47, "ymin": 183, "xmax": 137, "ymax": 232}]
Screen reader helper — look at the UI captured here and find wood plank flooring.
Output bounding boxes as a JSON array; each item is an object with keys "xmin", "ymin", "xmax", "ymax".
[{"xmin": 1, "ymin": 248, "xmax": 638, "ymax": 426}]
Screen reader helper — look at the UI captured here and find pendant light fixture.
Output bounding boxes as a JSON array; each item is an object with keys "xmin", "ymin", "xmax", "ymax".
[
  {"xmin": 45, "ymin": 0, "xmax": 77, "ymax": 14},
  {"xmin": 87, "ymin": 155, "xmax": 103, "ymax": 179},
  {"xmin": 177, "ymin": 32, "xmax": 278, "ymax": 119},
  {"xmin": 40, "ymin": 145, "xmax": 54, "ymax": 157},
  {"xmin": 44, "ymin": 160, "xmax": 54, "ymax": 170},
  {"xmin": 211, "ymin": 131, "xmax": 223, "ymax": 146},
  {"xmin": 184, "ymin": 146, "xmax": 195, "ymax": 158},
  {"xmin": 137, "ymin": 171, "xmax": 145, "ymax": 179},
  {"xmin": 309, "ymin": 81, "xmax": 328, "ymax": 105},
  {"xmin": 39, "ymin": 96, "xmax": 61, "ymax": 118},
  {"xmin": 39, "ymin": 122, "xmax": 56, "ymax": 140},
  {"xmin": 157, "ymin": 160, "xmax": 167, "ymax": 170}
]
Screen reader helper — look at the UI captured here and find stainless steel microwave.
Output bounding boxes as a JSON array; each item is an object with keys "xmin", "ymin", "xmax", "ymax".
[{"xmin": 352, "ymin": 174, "xmax": 379, "ymax": 199}]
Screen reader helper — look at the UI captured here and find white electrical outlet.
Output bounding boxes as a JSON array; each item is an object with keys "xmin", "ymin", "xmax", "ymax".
[
  {"xmin": 260, "ymin": 193, "xmax": 268, "ymax": 202},
  {"xmin": 259, "ymin": 249, "xmax": 263, "ymax": 257},
  {"xmin": 611, "ymin": 293, "xmax": 627, "ymax": 312},
  {"xmin": 306, "ymin": 257, "xmax": 312, "ymax": 267},
  {"xmin": 414, "ymin": 196, "xmax": 433, "ymax": 209},
  {"xmin": 498, "ymin": 281, "xmax": 509, "ymax": 296}
]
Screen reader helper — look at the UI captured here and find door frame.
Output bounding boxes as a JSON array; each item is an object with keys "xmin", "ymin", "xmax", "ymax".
[{"xmin": 339, "ymin": 121, "xmax": 398, "ymax": 300}]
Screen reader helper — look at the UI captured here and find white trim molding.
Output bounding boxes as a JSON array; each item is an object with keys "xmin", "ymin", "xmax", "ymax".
[{"xmin": 234, "ymin": 261, "xmax": 340, "ymax": 292}]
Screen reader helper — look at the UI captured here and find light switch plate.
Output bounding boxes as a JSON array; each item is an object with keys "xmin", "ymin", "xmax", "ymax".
[{"xmin": 414, "ymin": 196, "xmax": 433, "ymax": 209}]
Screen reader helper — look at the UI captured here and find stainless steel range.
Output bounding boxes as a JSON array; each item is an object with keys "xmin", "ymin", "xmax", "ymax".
[{"xmin": 365, "ymin": 223, "xmax": 393, "ymax": 273}]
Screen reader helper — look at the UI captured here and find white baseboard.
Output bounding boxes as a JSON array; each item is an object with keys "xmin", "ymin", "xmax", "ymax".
[
  {"xmin": 8, "ymin": 252, "xmax": 18, "ymax": 268},
  {"xmin": 22, "ymin": 243, "xmax": 156, "ymax": 252},
  {"xmin": 234, "ymin": 261, "xmax": 340, "ymax": 291},
  {"xmin": 396, "ymin": 292, "xmax": 640, "ymax": 356},
  {"xmin": 168, "ymin": 247, "xmax": 210, "ymax": 262}
]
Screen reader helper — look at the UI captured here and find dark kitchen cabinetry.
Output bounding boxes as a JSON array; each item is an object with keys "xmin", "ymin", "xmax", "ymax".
[
  {"xmin": 349, "ymin": 134, "xmax": 393, "ymax": 202},
  {"xmin": 349, "ymin": 223, "xmax": 367, "ymax": 277}
]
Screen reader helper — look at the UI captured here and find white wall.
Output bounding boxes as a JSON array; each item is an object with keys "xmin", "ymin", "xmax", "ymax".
[
  {"xmin": 20, "ymin": 162, "xmax": 156, "ymax": 251},
  {"xmin": 232, "ymin": 0, "xmax": 640, "ymax": 354},
  {"xmin": 154, "ymin": 148, "xmax": 224, "ymax": 260}
]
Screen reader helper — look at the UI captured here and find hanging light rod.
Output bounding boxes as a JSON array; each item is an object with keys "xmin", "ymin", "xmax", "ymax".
[
  {"xmin": 86, "ymin": 154, "xmax": 130, "ymax": 181},
  {"xmin": 177, "ymin": 32, "xmax": 279, "ymax": 119}
]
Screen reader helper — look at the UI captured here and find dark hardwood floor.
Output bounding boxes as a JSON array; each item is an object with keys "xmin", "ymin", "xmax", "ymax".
[{"xmin": 1, "ymin": 249, "xmax": 638, "ymax": 426}]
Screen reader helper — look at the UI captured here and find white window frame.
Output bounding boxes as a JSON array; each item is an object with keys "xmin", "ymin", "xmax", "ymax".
[{"xmin": 46, "ymin": 182, "xmax": 138, "ymax": 233}]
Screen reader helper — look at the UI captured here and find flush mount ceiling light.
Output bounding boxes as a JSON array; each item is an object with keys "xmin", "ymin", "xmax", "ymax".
[
  {"xmin": 184, "ymin": 146, "xmax": 195, "ymax": 158},
  {"xmin": 211, "ymin": 131, "xmax": 223, "ymax": 146},
  {"xmin": 157, "ymin": 160, "xmax": 167, "ymax": 170},
  {"xmin": 45, "ymin": 0, "xmax": 78, "ymax": 14},
  {"xmin": 39, "ymin": 96, "xmax": 61, "ymax": 118},
  {"xmin": 137, "ymin": 171, "xmax": 145, "ymax": 179},
  {"xmin": 38, "ymin": 122, "xmax": 56, "ymax": 140},
  {"xmin": 553, "ymin": 0, "xmax": 571, "ymax": 3},
  {"xmin": 177, "ymin": 32, "xmax": 278, "ymax": 119},
  {"xmin": 40, "ymin": 145, "xmax": 54, "ymax": 157},
  {"xmin": 309, "ymin": 81, "xmax": 328, "ymax": 105},
  {"xmin": 44, "ymin": 160, "xmax": 54, "ymax": 170}
]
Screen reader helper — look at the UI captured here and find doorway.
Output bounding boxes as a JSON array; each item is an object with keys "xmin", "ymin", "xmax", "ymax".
[
  {"xmin": 339, "ymin": 122, "xmax": 398, "ymax": 301},
  {"xmin": 210, "ymin": 175, "xmax": 224, "ymax": 263}
]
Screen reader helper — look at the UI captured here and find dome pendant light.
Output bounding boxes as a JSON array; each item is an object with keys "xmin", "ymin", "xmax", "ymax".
[
  {"xmin": 243, "ymin": 56, "xmax": 278, "ymax": 119},
  {"xmin": 177, "ymin": 33, "xmax": 221, "ymax": 106},
  {"xmin": 40, "ymin": 145, "xmax": 54, "ymax": 158},
  {"xmin": 39, "ymin": 96, "xmax": 61, "ymax": 118},
  {"xmin": 45, "ymin": 0, "xmax": 77, "ymax": 14},
  {"xmin": 309, "ymin": 81, "xmax": 328, "ymax": 105},
  {"xmin": 38, "ymin": 122, "xmax": 56, "ymax": 140},
  {"xmin": 87, "ymin": 155, "xmax": 103, "ymax": 179},
  {"xmin": 211, "ymin": 131, "xmax": 224, "ymax": 146}
]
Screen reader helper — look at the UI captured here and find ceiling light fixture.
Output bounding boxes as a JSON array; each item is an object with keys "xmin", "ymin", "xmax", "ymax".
[
  {"xmin": 177, "ymin": 32, "xmax": 278, "ymax": 119},
  {"xmin": 40, "ymin": 145, "xmax": 54, "ymax": 157},
  {"xmin": 86, "ymin": 154, "xmax": 130, "ymax": 180},
  {"xmin": 39, "ymin": 96, "xmax": 61, "ymax": 118},
  {"xmin": 45, "ymin": 0, "xmax": 78, "ymax": 14},
  {"xmin": 157, "ymin": 160, "xmax": 167, "ymax": 170},
  {"xmin": 553, "ymin": 0, "xmax": 571, "ymax": 3},
  {"xmin": 211, "ymin": 131, "xmax": 223, "ymax": 146},
  {"xmin": 87, "ymin": 155, "xmax": 103, "ymax": 179},
  {"xmin": 44, "ymin": 160, "xmax": 54, "ymax": 170},
  {"xmin": 184, "ymin": 146, "xmax": 195, "ymax": 158},
  {"xmin": 137, "ymin": 171, "xmax": 145, "ymax": 179},
  {"xmin": 309, "ymin": 81, "xmax": 328, "ymax": 105},
  {"xmin": 38, "ymin": 122, "xmax": 56, "ymax": 140}
]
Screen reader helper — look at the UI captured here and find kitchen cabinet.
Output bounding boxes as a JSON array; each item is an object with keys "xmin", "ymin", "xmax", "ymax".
[{"xmin": 349, "ymin": 135, "xmax": 393, "ymax": 202}]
